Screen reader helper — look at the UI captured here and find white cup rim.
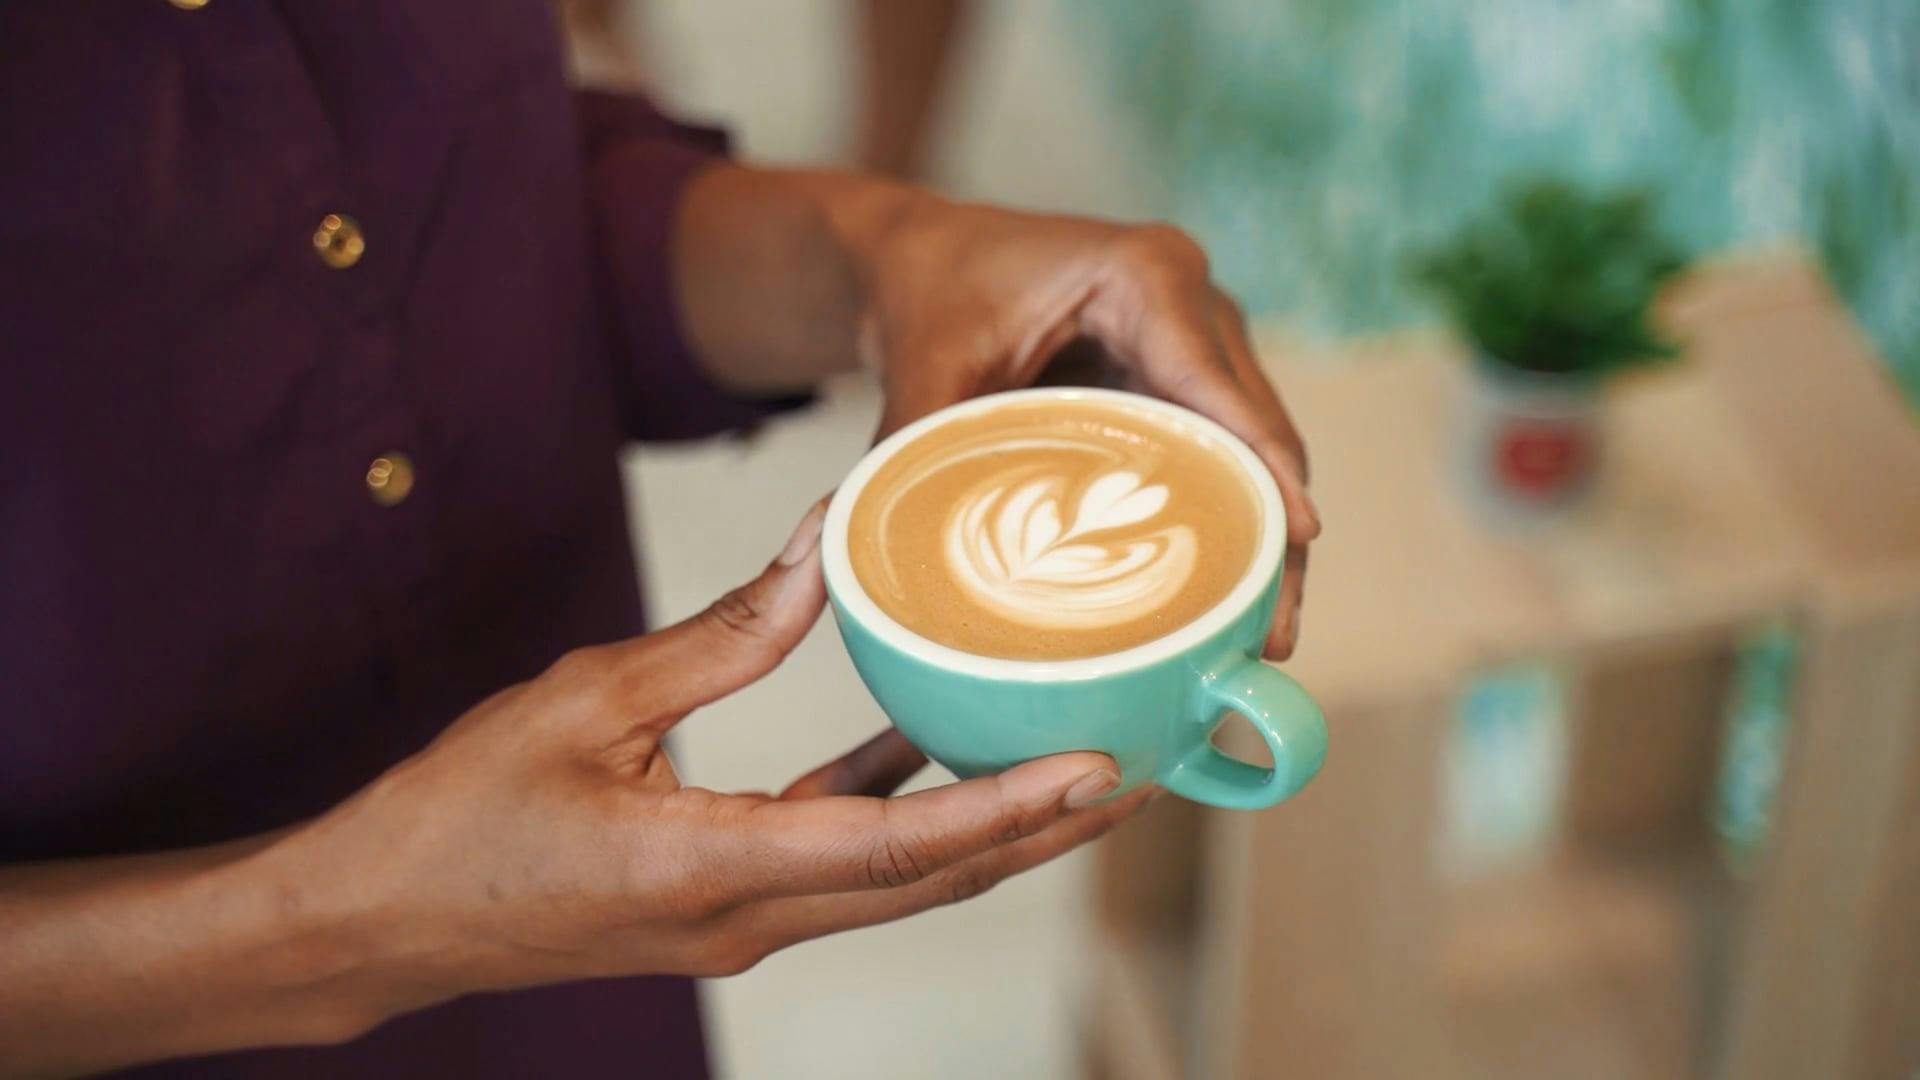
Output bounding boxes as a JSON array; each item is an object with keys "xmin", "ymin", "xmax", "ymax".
[{"xmin": 822, "ymin": 387, "xmax": 1287, "ymax": 682}]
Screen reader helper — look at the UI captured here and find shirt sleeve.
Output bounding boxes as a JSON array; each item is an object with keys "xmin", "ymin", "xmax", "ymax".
[{"xmin": 576, "ymin": 90, "xmax": 813, "ymax": 442}]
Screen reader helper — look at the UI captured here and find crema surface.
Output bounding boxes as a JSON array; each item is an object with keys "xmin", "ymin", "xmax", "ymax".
[{"xmin": 848, "ymin": 399, "xmax": 1261, "ymax": 660}]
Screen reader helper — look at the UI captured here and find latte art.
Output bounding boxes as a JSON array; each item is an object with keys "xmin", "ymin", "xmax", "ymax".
[
  {"xmin": 946, "ymin": 468, "xmax": 1196, "ymax": 629},
  {"xmin": 848, "ymin": 398, "xmax": 1261, "ymax": 660}
]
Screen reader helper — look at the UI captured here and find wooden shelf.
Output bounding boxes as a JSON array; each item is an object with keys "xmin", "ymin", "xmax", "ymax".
[
  {"xmin": 1091, "ymin": 851, "xmax": 1747, "ymax": 1080},
  {"xmin": 1439, "ymin": 856, "xmax": 1721, "ymax": 1080}
]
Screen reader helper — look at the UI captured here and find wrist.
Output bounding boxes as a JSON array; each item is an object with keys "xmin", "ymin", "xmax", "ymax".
[
  {"xmin": 814, "ymin": 173, "xmax": 941, "ymax": 286},
  {"xmin": 225, "ymin": 811, "xmax": 451, "ymax": 1044},
  {"xmin": 804, "ymin": 174, "xmax": 945, "ymax": 374},
  {"xmin": 675, "ymin": 166, "xmax": 928, "ymax": 390}
]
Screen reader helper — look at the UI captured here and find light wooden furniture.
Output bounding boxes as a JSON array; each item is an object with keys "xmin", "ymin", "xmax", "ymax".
[{"xmin": 1087, "ymin": 257, "xmax": 1920, "ymax": 1079}]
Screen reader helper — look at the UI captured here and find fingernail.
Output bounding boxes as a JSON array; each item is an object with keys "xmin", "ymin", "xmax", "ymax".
[
  {"xmin": 1064, "ymin": 769, "xmax": 1121, "ymax": 810},
  {"xmin": 777, "ymin": 501, "xmax": 829, "ymax": 567}
]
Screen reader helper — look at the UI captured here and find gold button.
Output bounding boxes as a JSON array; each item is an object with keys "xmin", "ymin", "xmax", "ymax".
[
  {"xmin": 365, "ymin": 453, "xmax": 415, "ymax": 507},
  {"xmin": 312, "ymin": 213, "xmax": 365, "ymax": 269},
  {"xmin": 169, "ymin": 0, "xmax": 210, "ymax": 9}
]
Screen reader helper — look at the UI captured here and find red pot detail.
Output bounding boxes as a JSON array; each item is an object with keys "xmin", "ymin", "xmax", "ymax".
[{"xmin": 1493, "ymin": 420, "xmax": 1593, "ymax": 498}]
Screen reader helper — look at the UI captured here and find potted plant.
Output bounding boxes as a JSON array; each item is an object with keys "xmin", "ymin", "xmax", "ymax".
[{"xmin": 1410, "ymin": 178, "xmax": 1688, "ymax": 515}]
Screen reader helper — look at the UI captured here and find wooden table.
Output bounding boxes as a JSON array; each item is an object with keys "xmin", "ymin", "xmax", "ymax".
[{"xmin": 1086, "ymin": 257, "xmax": 1920, "ymax": 1080}]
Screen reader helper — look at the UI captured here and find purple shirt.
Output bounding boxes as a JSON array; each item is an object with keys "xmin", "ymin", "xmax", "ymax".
[{"xmin": 2, "ymin": 2, "xmax": 803, "ymax": 1075}]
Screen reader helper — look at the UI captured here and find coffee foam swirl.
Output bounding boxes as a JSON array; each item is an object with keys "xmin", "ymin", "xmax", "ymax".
[
  {"xmin": 848, "ymin": 397, "xmax": 1260, "ymax": 660},
  {"xmin": 946, "ymin": 468, "xmax": 1195, "ymax": 629},
  {"xmin": 867, "ymin": 434, "xmax": 1196, "ymax": 631}
]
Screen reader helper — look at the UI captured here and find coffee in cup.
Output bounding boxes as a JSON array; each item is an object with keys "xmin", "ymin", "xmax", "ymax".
[{"xmin": 846, "ymin": 398, "xmax": 1262, "ymax": 660}]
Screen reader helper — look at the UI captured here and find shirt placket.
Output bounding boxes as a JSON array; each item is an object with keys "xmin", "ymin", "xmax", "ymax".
[{"xmin": 302, "ymin": 171, "xmax": 451, "ymax": 668}]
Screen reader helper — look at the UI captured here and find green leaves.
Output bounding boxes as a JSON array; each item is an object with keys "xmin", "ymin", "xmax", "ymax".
[{"xmin": 1408, "ymin": 177, "xmax": 1689, "ymax": 378}]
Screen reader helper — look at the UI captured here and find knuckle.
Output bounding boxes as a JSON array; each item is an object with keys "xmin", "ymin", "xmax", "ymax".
[
  {"xmin": 699, "ymin": 585, "xmax": 770, "ymax": 644},
  {"xmin": 864, "ymin": 833, "xmax": 931, "ymax": 889},
  {"xmin": 1248, "ymin": 422, "xmax": 1308, "ymax": 475},
  {"xmin": 699, "ymin": 936, "xmax": 769, "ymax": 978},
  {"xmin": 675, "ymin": 891, "xmax": 727, "ymax": 925},
  {"xmin": 989, "ymin": 809, "xmax": 1027, "ymax": 848},
  {"xmin": 987, "ymin": 780, "xmax": 1049, "ymax": 846},
  {"xmin": 635, "ymin": 801, "xmax": 747, "ymax": 921},
  {"xmin": 1118, "ymin": 223, "xmax": 1210, "ymax": 280},
  {"xmin": 547, "ymin": 645, "xmax": 613, "ymax": 684},
  {"xmin": 680, "ymin": 870, "xmax": 747, "ymax": 925},
  {"xmin": 939, "ymin": 861, "xmax": 1003, "ymax": 907}
]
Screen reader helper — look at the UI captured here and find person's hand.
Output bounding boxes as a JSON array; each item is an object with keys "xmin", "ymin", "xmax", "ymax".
[
  {"xmin": 284, "ymin": 503, "xmax": 1148, "ymax": 1033},
  {"xmin": 859, "ymin": 202, "xmax": 1320, "ymax": 659},
  {"xmin": 670, "ymin": 167, "xmax": 1314, "ymax": 654}
]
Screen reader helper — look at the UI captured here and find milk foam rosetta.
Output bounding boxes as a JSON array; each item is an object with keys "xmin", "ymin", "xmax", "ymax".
[
  {"xmin": 945, "ymin": 460, "xmax": 1195, "ymax": 630},
  {"xmin": 847, "ymin": 399, "xmax": 1261, "ymax": 660}
]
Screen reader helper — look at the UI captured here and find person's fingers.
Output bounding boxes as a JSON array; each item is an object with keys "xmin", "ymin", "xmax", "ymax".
[
  {"xmin": 780, "ymin": 729, "xmax": 928, "ymax": 800},
  {"xmin": 872, "ymin": 302, "xmax": 1096, "ymax": 441},
  {"xmin": 873, "ymin": 334, "xmax": 989, "ymax": 441},
  {"xmin": 722, "ymin": 750, "xmax": 1122, "ymax": 901},
  {"xmin": 1212, "ymin": 296, "xmax": 1289, "ymax": 411},
  {"xmin": 729, "ymin": 785, "xmax": 1155, "ymax": 953},
  {"xmin": 1263, "ymin": 541, "xmax": 1310, "ymax": 661},
  {"xmin": 1213, "ymin": 299, "xmax": 1320, "ymax": 499},
  {"xmin": 1118, "ymin": 308, "xmax": 1321, "ymax": 547},
  {"xmin": 1205, "ymin": 300, "xmax": 1316, "ymax": 660},
  {"xmin": 1211, "ymin": 298, "xmax": 1320, "ymax": 544},
  {"xmin": 1082, "ymin": 287, "xmax": 1322, "ymax": 657},
  {"xmin": 609, "ymin": 499, "xmax": 830, "ymax": 720}
]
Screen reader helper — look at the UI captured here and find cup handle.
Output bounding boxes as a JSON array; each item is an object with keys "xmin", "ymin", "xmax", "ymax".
[{"xmin": 1158, "ymin": 657, "xmax": 1328, "ymax": 810}]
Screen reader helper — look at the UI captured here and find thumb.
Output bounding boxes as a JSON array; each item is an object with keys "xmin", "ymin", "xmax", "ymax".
[{"xmin": 633, "ymin": 499, "xmax": 830, "ymax": 717}]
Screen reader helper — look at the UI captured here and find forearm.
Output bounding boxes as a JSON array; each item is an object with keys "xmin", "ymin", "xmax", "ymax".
[
  {"xmin": 854, "ymin": 0, "xmax": 971, "ymax": 176},
  {"xmin": 670, "ymin": 164, "xmax": 933, "ymax": 394},
  {"xmin": 0, "ymin": 828, "xmax": 406, "ymax": 1077}
]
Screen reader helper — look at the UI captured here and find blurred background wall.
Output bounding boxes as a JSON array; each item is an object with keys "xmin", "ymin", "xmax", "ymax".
[{"xmin": 586, "ymin": 0, "xmax": 1162, "ymax": 216}]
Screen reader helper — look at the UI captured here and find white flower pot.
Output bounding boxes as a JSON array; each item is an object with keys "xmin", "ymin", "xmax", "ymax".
[{"xmin": 1456, "ymin": 357, "xmax": 1602, "ymax": 520}]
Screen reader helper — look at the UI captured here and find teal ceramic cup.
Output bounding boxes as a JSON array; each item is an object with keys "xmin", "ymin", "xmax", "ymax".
[{"xmin": 822, "ymin": 387, "xmax": 1326, "ymax": 810}]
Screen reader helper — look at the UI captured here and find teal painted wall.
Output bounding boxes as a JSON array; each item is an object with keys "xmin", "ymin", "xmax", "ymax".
[{"xmin": 1080, "ymin": 0, "xmax": 1919, "ymax": 402}]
